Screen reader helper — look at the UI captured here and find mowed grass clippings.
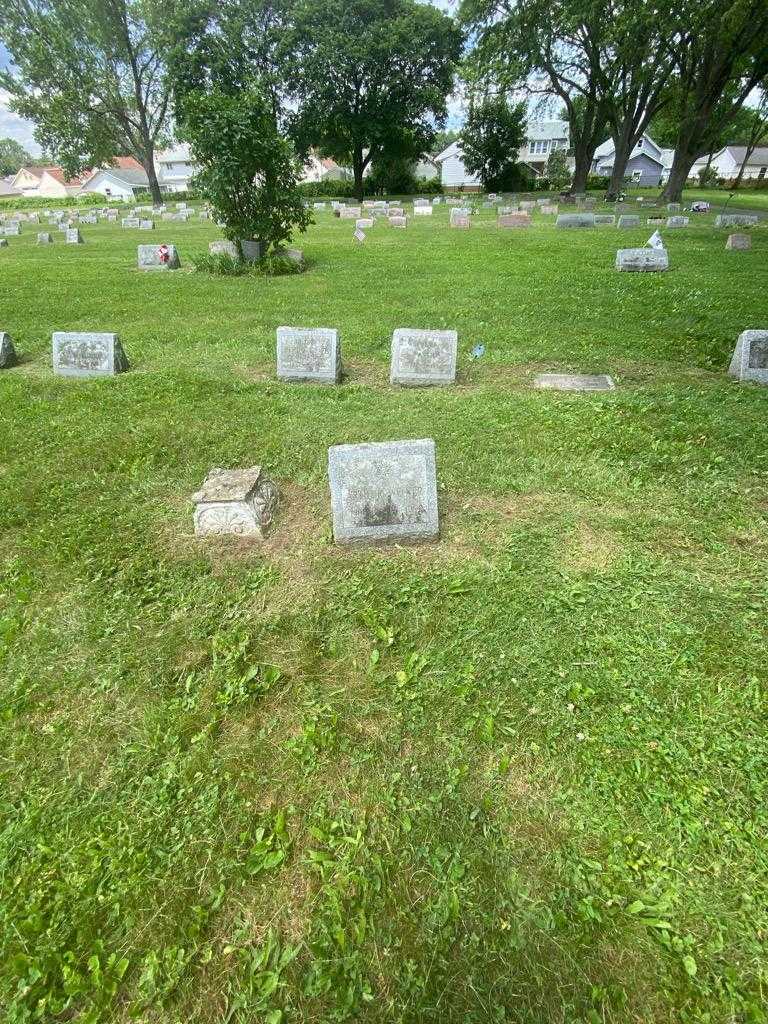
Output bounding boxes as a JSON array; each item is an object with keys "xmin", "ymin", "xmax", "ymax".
[{"xmin": 1, "ymin": 197, "xmax": 767, "ymax": 1024}]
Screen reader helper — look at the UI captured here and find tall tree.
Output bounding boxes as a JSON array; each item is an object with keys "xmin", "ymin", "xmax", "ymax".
[
  {"xmin": 732, "ymin": 88, "xmax": 768, "ymax": 189},
  {"xmin": 461, "ymin": 0, "xmax": 612, "ymax": 194},
  {"xmin": 600, "ymin": 0, "xmax": 676, "ymax": 199},
  {"xmin": 0, "ymin": 0, "xmax": 201, "ymax": 203},
  {"xmin": 659, "ymin": 0, "xmax": 768, "ymax": 201},
  {"xmin": 282, "ymin": 0, "xmax": 462, "ymax": 200},
  {"xmin": 0, "ymin": 137, "xmax": 32, "ymax": 177},
  {"xmin": 460, "ymin": 94, "xmax": 527, "ymax": 190}
]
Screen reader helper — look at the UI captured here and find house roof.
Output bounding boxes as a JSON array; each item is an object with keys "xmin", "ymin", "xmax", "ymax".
[
  {"xmin": 527, "ymin": 120, "xmax": 568, "ymax": 141},
  {"xmin": 594, "ymin": 133, "xmax": 664, "ymax": 167},
  {"xmin": 82, "ymin": 165, "xmax": 149, "ymax": 188},
  {"xmin": 724, "ymin": 145, "xmax": 768, "ymax": 166},
  {"xmin": 156, "ymin": 143, "xmax": 192, "ymax": 163},
  {"xmin": 434, "ymin": 140, "xmax": 461, "ymax": 163},
  {"xmin": 40, "ymin": 166, "xmax": 88, "ymax": 186}
]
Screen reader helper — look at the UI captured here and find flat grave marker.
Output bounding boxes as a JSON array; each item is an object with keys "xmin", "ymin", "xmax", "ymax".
[{"xmin": 534, "ymin": 373, "xmax": 615, "ymax": 392}]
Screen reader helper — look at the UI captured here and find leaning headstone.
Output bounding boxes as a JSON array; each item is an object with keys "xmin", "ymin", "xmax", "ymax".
[
  {"xmin": 390, "ymin": 328, "xmax": 457, "ymax": 387},
  {"xmin": 666, "ymin": 203, "xmax": 681, "ymax": 213},
  {"xmin": 328, "ymin": 438, "xmax": 439, "ymax": 546},
  {"xmin": 139, "ymin": 220, "xmax": 154, "ymax": 230},
  {"xmin": 192, "ymin": 466, "xmax": 278, "ymax": 538},
  {"xmin": 498, "ymin": 212, "xmax": 531, "ymax": 228},
  {"xmin": 594, "ymin": 214, "xmax": 615, "ymax": 226},
  {"xmin": 666, "ymin": 216, "xmax": 689, "ymax": 228},
  {"xmin": 37, "ymin": 232, "xmax": 54, "ymax": 245},
  {"xmin": 556, "ymin": 213, "xmax": 595, "ymax": 228},
  {"xmin": 534, "ymin": 373, "xmax": 615, "ymax": 391},
  {"xmin": 65, "ymin": 228, "xmax": 83, "ymax": 244},
  {"xmin": 52, "ymin": 332, "xmax": 129, "ymax": 378},
  {"xmin": 617, "ymin": 215, "xmax": 640, "ymax": 228},
  {"xmin": 615, "ymin": 248, "xmax": 669, "ymax": 272},
  {"xmin": 715, "ymin": 214, "xmax": 758, "ymax": 228},
  {"xmin": 726, "ymin": 233, "xmax": 751, "ymax": 250},
  {"xmin": 728, "ymin": 330, "xmax": 768, "ymax": 384},
  {"xmin": 137, "ymin": 243, "xmax": 181, "ymax": 270},
  {"xmin": 276, "ymin": 326, "xmax": 341, "ymax": 383},
  {"xmin": 0, "ymin": 332, "xmax": 17, "ymax": 369}
]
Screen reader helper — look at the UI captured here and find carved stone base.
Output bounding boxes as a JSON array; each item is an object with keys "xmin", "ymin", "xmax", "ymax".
[{"xmin": 192, "ymin": 466, "xmax": 279, "ymax": 538}]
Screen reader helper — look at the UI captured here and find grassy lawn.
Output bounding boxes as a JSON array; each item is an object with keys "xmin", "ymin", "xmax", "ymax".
[{"xmin": 1, "ymin": 202, "xmax": 767, "ymax": 1023}]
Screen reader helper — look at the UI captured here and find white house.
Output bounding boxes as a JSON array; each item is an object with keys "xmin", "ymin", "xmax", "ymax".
[
  {"xmin": 691, "ymin": 145, "xmax": 768, "ymax": 182},
  {"xmin": 592, "ymin": 133, "xmax": 666, "ymax": 187},
  {"xmin": 11, "ymin": 165, "xmax": 86, "ymax": 198},
  {"xmin": 79, "ymin": 157, "xmax": 150, "ymax": 201},
  {"xmin": 300, "ymin": 152, "xmax": 351, "ymax": 183},
  {"xmin": 155, "ymin": 143, "xmax": 198, "ymax": 192},
  {"xmin": 435, "ymin": 121, "xmax": 571, "ymax": 190}
]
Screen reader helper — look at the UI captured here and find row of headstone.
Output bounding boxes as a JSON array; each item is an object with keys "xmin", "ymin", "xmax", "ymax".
[{"xmin": 276, "ymin": 327, "xmax": 458, "ymax": 385}]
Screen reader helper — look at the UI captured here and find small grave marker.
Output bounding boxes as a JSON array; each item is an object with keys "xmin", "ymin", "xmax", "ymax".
[
  {"xmin": 192, "ymin": 466, "xmax": 279, "ymax": 538},
  {"xmin": 556, "ymin": 213, "xmax": 595, "ymax": 228},
  {"xmin": 52, "ymin": 332, "xmax": 128, "ymax": 378},
  {"xmin": 615, "ymin": 248, "xmax": 669, "ymax": 271},
  {"xmin": 137, "ymin": 243, "xmax": 180, "ymax": 270},
  {"xmin": 0, "ymin": 332, "xmax": 17, "ymax": 369},
  {"xmin": 328, "ymin": 438, "xmax": 439, "ymax": 546},
  {"xmin": 65, "ymin": 228, "xmax": 83, "ymax": 244},
  {"xmin": 666, "ymin": 216, "xmax": 689, "ymax": 228},
  {"xmin": 498, "ymin": 212, "xmax": 531, "ymax": 228},
  {"xmin": 617, "ymin": 215, "xmax": 640, "ymax": 228},
  {"xmin": 390, "ymin": 328, "xmax": 457, "ymax": 387},
  {"xmin": 726, "ymin": 233, "xmax": 751, "ymax": 250},
  {"xmin": 276, "ymin": 327, "xmax": 341, "ymax": 383},
  {"xmin": 36, "ymin": 232, "xmax": 53, "ymax": 244},
  {"xmin": 715, "ymin": 214, "xmax": 758, "ymax": 228},
  {"xmin": 534, "ymin": 373, "xmax": 615, "ymax": 391},
  {"xmin": 728, "ymin": 330, "xmax": 768, "ymax": 384}
]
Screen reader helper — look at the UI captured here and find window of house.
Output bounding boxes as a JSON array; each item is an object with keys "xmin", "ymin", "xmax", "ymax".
[{"xmin": 637, "ymin": 139, "xmax": 643, "ymax": 149}]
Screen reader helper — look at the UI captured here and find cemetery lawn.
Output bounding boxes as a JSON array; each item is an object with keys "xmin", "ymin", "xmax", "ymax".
[{"xmin": 2, "ymin": 206, "xmax": 768, "ymax": 1024}]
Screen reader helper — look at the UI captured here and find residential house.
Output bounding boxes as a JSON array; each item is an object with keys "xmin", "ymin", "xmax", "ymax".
[
  {"xmin": 414, "ymin": 155, "xmax": 440, "ymax": 181},
  {"xmin": 435, "ymin": 121, "xmax": 571, "ymax": 190},
  {"xmin": 592, "ymin": 133, "xmax": 665, "ymax": 187},
  {"xmin": 691, "ymin": 144, "xmax": 768, "ymax": 182},
  {"xmin": 0, "ymin": 177, "xmax": 21, "ymax": 197},
  {"xmin": 659, "ymin": 148, "xmax": 675, "ymax": 185},
  {"xmin": 155, "ymin": 143, "xmax": 198, "ymax": 193},
  {"xmin": 300, "ymin": 153, "xmax": 352, "ymax": 184},
  {"xmin": 79, "ymin": 157, "xmax": 150, "ymax": 201},
  {"xmin": 11, "ymin": 165, "xmax": 86, "ymax": 197}
]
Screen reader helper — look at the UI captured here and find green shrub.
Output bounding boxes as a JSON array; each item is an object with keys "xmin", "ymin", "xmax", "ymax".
[
  {"xmin": 252, "ymin": 253, "xmax": 305, "ymax": 276},
  {"xmin": 190, "ymin": 250, "xmax": 305, "ymax": 277}
]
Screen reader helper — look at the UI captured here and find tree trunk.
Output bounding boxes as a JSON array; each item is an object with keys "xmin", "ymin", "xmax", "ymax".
[
  {"xmin": 660, "ymin": 148, "xmax": 698, "ymax": 202},
  {"xmin": 733, "ymin": 150, "xmax": 750, "ymax": 190},
  {"xmin": 353, "ymin": 146, "xmax": 364, "ymax": 202},
  {"xmin": 605, "ymin": 131, "xmax": 634, "ymax": 200},
  {"xmin": 143, "ymin": 151, "xmax": 163, "ymax": 205},
  {"xmin": 570, "ymin": 137, "xmax": 597, "ymax": 193}
]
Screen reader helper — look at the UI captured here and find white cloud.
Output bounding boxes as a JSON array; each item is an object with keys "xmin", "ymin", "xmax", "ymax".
[{"xmin": 0, "ymin": 89, "xmax": 41, "ymax": 156}]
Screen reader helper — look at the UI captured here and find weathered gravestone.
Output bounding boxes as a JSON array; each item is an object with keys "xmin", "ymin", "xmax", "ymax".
[
  {"xmin": 0, "ymin": 332, "xmax": 17, "ymax": 369},
  {"xmin": 617, "ymin": 215, "xmax": 640, "ymax": 228},
  {"xmin": 339, "ymin": 207, "xmax": 362, "ymax": 219},
  {"xmin": 0, "ymin": 239, "xmax": 7, "ymax": 248},
  {"xmin": 356, "ymin": 218, "xmax": 374, "ymax": 229},
  {"xmin": 3, "ymin": 223, "xmax": 20, "ymax": 236},
  {"xmin": 208, "ymin": 239, "xmax": 262, "ymax": 261},
  {"xmin": 615, "ymin": 248, "xmax": 669, "ymax": 272},
  {"xmin": 390, "ymin": 328, "xmax": 457, "ymax": 387},
  {"xmin": 65, "ymin": 229, "xmax": 83, "ymax": 244},
  {"xmin": 328, "ymin": 438, "xmax": 439, "ymax": 546},
  {"xmin": 413, "ymin": 206, "xmax": 433, "ymax": 216},
  {"xmin": 498, "ymin": 212, "xmax": 531, "ymax": 228},
  {"xmin": 52, "ymin": 332, "xmax": 129, "ymax": 378},
  {"xmin": 594, "ymin": 214, "xmax": 615, "ymax": 225},
  {"xmin": 647, "ymin": 217, "xmax": 665, "ymax": 225},
  {"xmin": 726, "ymin": 233, "xmax": 751, "ymax": 250},
  {"xmin": 540, "ymin": 204, "xmax": 558, "ymax": 215},
  {"xmin": 137, "ymin": 244, "xmax": 181, "ymax": 270},
  {"xmin": 666, "ymin": 203, "xmax": 681, "ymax": 213},
  {"xmin": 389, "ymin": 215, "xmax": 407, "ymax": 228},
  {"xmin": 276, "ymin": 327, "xmax": 341, "ymax": 383},
  {"xmin": 666, "ymin": 216, "xmax": 689, "ymax": 228},
  {"xmin": 728, "ymin": 330, "xmax": 768, "ymax": 384},
  {"xmin": 139, "ymin": 220, "xmax": 154, "ymax": 230},
  {"xmin": 556, "ymin": 213, "xmax": 595, "ymax": 228},
  {"xmin": 715, "ymin": 214, "xmax": 758, "ymax": 228},
  {"xmin": 192, "ymin": 466, "xmax": 279, "ymax": 538},
  {"xmin": 534, "ymin": 373, "xmax": 615, "ymax": 391},
  {"xmin": 37, "ymin": 232, "xmax": 53, "ymax": 244},
  {"xmin": 583, "ymin": 198, "xmax": 596, "ymax": 210},
  {"xmin": 519, "ymin": 201, "xmax": 536, "ymax": 211},
  {"xmin": 450, "ymin": 208, "xmax": 471, "ymax": 228}
]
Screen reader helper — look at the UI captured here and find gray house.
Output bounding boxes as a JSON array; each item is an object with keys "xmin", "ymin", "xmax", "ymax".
[{"xmin": 592, "ymin": 133, "xmax": 665, "ymax": 187}]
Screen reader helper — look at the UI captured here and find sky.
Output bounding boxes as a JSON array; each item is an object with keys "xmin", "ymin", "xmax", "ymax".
[{"xmin": 0, "ymin": 4, "xmax": 466, "ymax": 161}]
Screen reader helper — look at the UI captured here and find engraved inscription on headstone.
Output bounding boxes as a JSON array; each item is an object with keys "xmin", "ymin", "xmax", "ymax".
[
  {"xmin": 534, "ymin": 373, "xmax": 615, "ymax": 392},
  {"xmin": 728, "ymin": 330, "xmax": 768, "ymax": 384},
  {"xmin": 0, "ymin": 332, "xmax": 17, "ymax": 369},
  {"xmin": 137, "ymin": 244, "xmax": 181, "ymax": 270},
  {"xmin": 615, "ymin": 248, "xmax": 669, "ymax": 272},
  {"xmin": 617, "ymin": 215, "xmax": 640, "ymax": 228},
  {"xmin": 665, "ymin": 216, "xmax": 689, "ymax": 228},
  {"xmin": 390, "ymin": 328, "xmax": 457, "ymax": 386},
  {"xmin": 328, "ymin": 438, "xmax": 439, "ymax": 545},
  {"xmin": 192, "ymin": 466, "xmax": 279, "ymax": 538},
  {"xmin": 726, "ymin": 233, "xmax": 751, "ymax": 250},
  {"xmin": 276, "ymin": 326, "xmax": 341, "ymax": 383},
  {"xmin": 52, "ymin": 332, "xmax": 129, "ymax": 378}
]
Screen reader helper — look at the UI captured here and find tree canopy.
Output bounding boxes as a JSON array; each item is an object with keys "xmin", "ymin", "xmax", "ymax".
[
  {"xmin": 460, "ymin": 95, "xmax": 527, "ymax": 191},
  {"xmin": 0, "ymin": 137, "xmax": 32, "ymax": 177}
]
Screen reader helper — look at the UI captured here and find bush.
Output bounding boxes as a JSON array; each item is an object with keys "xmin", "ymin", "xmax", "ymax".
[
  {"xmin": 190, "ymin": 250, "xmax": 305, "ymax": 277},
  {"xmin": 298, "ymin": 179, "xmax": 357, "ymax": 199}
]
